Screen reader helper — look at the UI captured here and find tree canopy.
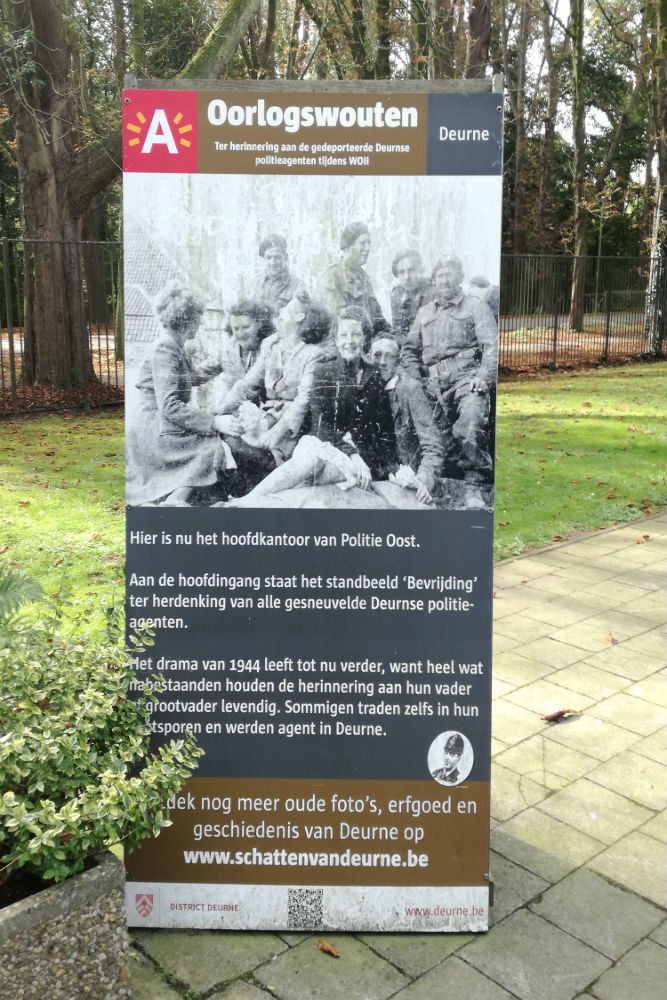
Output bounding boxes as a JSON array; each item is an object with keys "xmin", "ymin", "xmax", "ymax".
[{"xmin": 0, "ymin": 0, "xmax": 665, "ymax": 384}]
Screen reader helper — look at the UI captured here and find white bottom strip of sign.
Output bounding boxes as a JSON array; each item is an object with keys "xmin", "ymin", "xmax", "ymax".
[{"xmin": 127, "ymin": 882, "xmax": 489, "ymax": 932}]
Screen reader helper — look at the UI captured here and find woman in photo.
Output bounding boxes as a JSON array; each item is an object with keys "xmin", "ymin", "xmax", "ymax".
[
  {"xmin": 126, "ymin": 283, "xmax": 236, "ymax": 506},
  {"xmin": 209, "ymin": 299, "xmax": 276, "ymax": 409},
  {"xmin": 227, "ymin": 305, "xmax": 397, "ymax": 504},
  {"xmin": 218, "ymin": 293, "xmax": 331, "ymax": 467}
]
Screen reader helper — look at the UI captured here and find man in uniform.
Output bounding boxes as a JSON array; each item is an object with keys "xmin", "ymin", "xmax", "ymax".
[
  {"xmin": 390, "ymin": 250, "xmax": 433, "ymax": 343},
  {"xmin": 402, "ymin": 256, "xmax": 497, "ymax": 506},
  {"xmin": 370, "ymin": 335, "xmax": 443, "ymax": 505},
  {"xmin": 431, "ymin": 733, "xmax": 465, "ymax": 785},
  {"xmin": 322, "ymin": 222, "xmax": 389, "ymax": 338},
  {"xmin": 257, "ymin": 234, "xmax": 303, "ymax": 312}
]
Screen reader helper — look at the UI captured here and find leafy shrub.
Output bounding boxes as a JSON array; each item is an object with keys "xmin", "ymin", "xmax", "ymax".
[{"xmin": 0, "ymin": 578, "xmax": 202, "ymax": 884}]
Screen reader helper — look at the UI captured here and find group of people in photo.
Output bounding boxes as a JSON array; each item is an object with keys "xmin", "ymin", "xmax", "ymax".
[{"xmin": 126, "ymin": 221, "xmax": 499, "ymax": 511}]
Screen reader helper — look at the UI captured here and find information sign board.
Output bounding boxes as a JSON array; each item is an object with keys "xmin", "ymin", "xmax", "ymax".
[{"xmin": 123, "ymin": 81, "xmax": 503, "ymax": 932}]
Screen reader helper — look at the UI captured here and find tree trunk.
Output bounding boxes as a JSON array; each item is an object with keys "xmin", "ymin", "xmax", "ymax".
[
  {"xmin": 569, "ymin": 0, "xmax": 587, "ymax": 331},
  {"xmin": 466, "ymin": 0, "xmax": 491, "ymax": 77},
  {"xmin": 537, "ymin": 1, "xmax": 562, "ymax": 311},
  {"xmin": 430, "ymin": 0, "xmax": 456, "ymax": 78},
  {"xmin": 643, "ymin": 0, "xmax": 667, "ymax": 352}
]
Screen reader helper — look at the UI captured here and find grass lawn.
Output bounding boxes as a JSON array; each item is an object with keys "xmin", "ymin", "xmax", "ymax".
[
  {"xmin": 0, "ymin": 362, "xmax": 665, "ymax": 604},
  {"xmin": 494, "ymin": 362, "xmax": 666, "ymax": 558}
]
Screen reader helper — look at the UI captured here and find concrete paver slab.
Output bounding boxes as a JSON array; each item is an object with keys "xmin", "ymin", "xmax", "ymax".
[
  {"xmin": 529, "ymin": 869, "xmax": 664, "ymax": 959},
  {"xmin": 489, "ymin": 699, "xmax": 549, "ymax": 745},
  {"xmin": 587, "ymin": 609, "xmax": 660, "ymax": 637},
  {"xmin": 588, "ymin": 831, "xmax": 667, "ymax": 907},
  {"xmin": 128, "ymin": 950, "xmax": 180, "ymax": 1000},
  {"xmin": 358, "ymin": 931, "xmax": 472, "ymax": 977},
  {"xmin": 492, "ymin": 676, "xmax": 516, "ymax": 698},
  {"xmin": 494, "ymin": 733, "xmax": 598, "ymax": 782},
  {"xmin": 536, "ymin": 778, "xmax": 652, "ymax": 844},
  {"xmin": 132, "ymin": 932, "xmax": 287, "ymax": 994},
  {"xmin": 460, "ymin": 910, "xmax": 610, "ymax": 1000},
  {"xmin": 491, "ymin": 808, "xmax": 605, "ymax": 882},
  {"xmin": 499, "ymin": 557, "xmax": 558, "ymax": 579},
  {"xmin": 621, "ymin": 630, "xmax": 667, "ymax": 658},
  {"xmin": 545, "ymin": 623, "xmax": 614, "ymax": 654},
  {"xmin": 394, "ymin": 955, "xmax": 515, "ymax": 1000},
  {"xmin": 581, "ymin": 645, "xmax": 665, "ymax": 680},
  {"xmin": 579, "ymin": 578, "xmax": 658, "ymax": 603},
  {"xmin": 277, "ymin": 932, "xmax": 312, "ymax": 946},
  {"xmin": 506, "ymin": 678, "xmax": 594, "ymax": 715},
  {"xmin": 253, "ymin": 935, "xmax": 408, "ymax": 1000},
  {"xmin": 492, "ymin": 631, "xmax": 524, "ymax": 654},
  {"xmin": 523, "ymin": 573, "xmax": 579, "ymax": 596},
  {"xmin": 493, "ymin": 613, "xmax": 555, "ymax": 642},
  {"xmin": 587, "ymin": 751, "xmax": 666, "ymax": 810},
  {"xmin": 622, "ymin": 593, "xmax": 667, "ymax": 620},
  {"xmin": 211, "ymin": 983, "xmax": 274, "ymax": 1000},
  {"xmin": 541, "ymin": 714, "xmax": 638, "ymax": 761},
  {"xmin": 591, "ymin": 691, "xmax": 666, "ymax": 735},
  {"xmin": 552, "ymin": 562, "xmax": 619, "ymax": 584},
  {"xmin": 491, "ymin": 651, "xmax": 552, "ymax": 686},
  {"xmin": 550, "ymin": 662, "xmax": 630, "ymax": 699},
  {"xmin": 490, "ymin": 764, "xmax": 549, "ymax": 821},
  {"xmin": 487, "ymin": 852, "xmax": 549, "ymax": 925},
  {"xmin": 621, "ymin": 568, "xmax": 665, "ymax": 593},
  {"xmin": 512, "ymin": 635, "xmax": 587, "ymax": 667},
  {"xmin": 519, "ymin": 601, "xmax": 599, "ymax": 628},
  {"xmin": 627, "ymin": 671, "xmax": 667, "ymax": 706},
  {"xmin": 633, "ymin": 727, "xmax": 667, "ymax": 764},
  {"xmin": 640, "ymin": 810, "xmax": 666, "ymax": 843},
  {"xmin": 589, "ymin": 939, "xmax": 667, "ymax": 1000},
  {"xmin": 650, "ymin": 921, "xmax": 667, "ymax": 947}
]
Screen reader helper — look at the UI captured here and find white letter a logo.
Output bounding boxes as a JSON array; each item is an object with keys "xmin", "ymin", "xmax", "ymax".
[{"xmin": 142, "ymin": 110, "xmax": 178, "ymax": 154}]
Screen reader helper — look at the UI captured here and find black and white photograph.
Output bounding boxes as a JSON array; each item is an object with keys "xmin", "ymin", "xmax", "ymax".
[
  {"xmin": 124, "ymin": 172, "xmax": 501, "ymax": 511},
  {"xmin": 427, "ymin": 731, "xmax": 474, "ymax": 787}
]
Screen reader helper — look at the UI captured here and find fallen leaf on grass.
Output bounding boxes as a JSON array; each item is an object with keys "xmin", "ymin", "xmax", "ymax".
[
  {"xmin": 552, "ymin": 534, "xmax": 564, "ymax": 541},
  {"xmin": 499, "ymin": 521, "xmax": 511, "ymax": 527},
  {"xmin": 18, "ymin": 500, "xmax": 30, "ymax": 507},
  {"xmin": 542, "ymin": 709, "xmax": 581, "ymax": 722},
  {"xmin": 0, "ymin": 545, "xmax": 8, "ymax": 555},
  {"xmin": 318, "ymin": 939, "xmax": 340, "ymax": 958}
]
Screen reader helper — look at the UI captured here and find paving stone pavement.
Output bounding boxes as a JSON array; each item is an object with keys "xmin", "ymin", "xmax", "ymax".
[{"xmin": 128, "ymin": 514, "xmax": 666, "ymax": 1000}]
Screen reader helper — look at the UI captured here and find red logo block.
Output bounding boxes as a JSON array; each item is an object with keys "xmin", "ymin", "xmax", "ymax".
[
  {"xmin": 123, "ymin": 90, "xmax": 197, "ymax": 173},
  {"xmin": 135, "ymin": 893, "xmax": 154, "ymax": 917}
]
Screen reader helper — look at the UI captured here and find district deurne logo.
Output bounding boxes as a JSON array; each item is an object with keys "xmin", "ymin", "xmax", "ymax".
[
  {"xmin": 123, "ymin": 90, "xmax": 198, "ymax": 173},
  {"xmin": 135, "ymin": 893, "xmax": 154, "ymax": 917}
]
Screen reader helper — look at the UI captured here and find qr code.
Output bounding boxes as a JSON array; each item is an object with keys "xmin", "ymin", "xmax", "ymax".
[{"xmin": 287, "ymin": 887, "xmax": 324, "ymax": 929}]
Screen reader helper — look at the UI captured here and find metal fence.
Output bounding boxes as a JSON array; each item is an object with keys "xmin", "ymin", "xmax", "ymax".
[
  {"xmin": 1, "ymin": 238, "xmax": 123, "ymax": 415},
  {"xmin": 1, "ymin": 241, "xmax": 665, "ymax": 415},
  {"xmin": 498, "ymin": 254, "xmax": 667, "ymax": 370}
]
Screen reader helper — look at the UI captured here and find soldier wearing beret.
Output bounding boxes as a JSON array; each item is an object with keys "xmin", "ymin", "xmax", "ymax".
[
  {"xmin": 390, "ymin": 249, "xmax": 433, "ymax": 343},
  {"xmin": 322, "ymin": 221, "xmax": 389, "ymax": 339},
  {"xmin": 402, "ymin": 256, "xmax": 497, "ymax": 507},
  {"xmin": 257, "ymin": 233, "xmax": 305, "ymax": 313}
]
